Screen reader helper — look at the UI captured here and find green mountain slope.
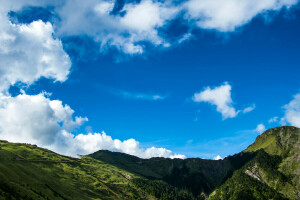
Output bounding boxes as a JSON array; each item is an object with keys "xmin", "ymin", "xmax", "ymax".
[
  {"xmin": 0, "ymin": 126, "xmax": 299, "ymax": 200},
  {"xmin": 0, "ymin": 140, "xmax": 194, "ymax": 200},
  {"xmin": 209, "ymin": 126, "xmax": 300, "ymax": 200}
]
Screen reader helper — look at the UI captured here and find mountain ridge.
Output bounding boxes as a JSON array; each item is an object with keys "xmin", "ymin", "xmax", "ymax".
[{"xmin": 0, "ymin": 126, "xmax": 299, "ymax": 199}]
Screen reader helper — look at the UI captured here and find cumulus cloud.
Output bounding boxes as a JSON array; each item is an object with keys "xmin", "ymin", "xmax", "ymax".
[
  {"xmin": 0, "ymin": 92, "xmax": 86, "ymax": 146},
  {"xmin": 282, "ymin": 94, "xmax": 300, "ymax": 127},
  {"xmin": 52, "ymin": 131, "xmax": 185, "ymax": 159},
  {"xmin": 0, "ymin": 11, "xmax": 71, "ymax": 92},
  {"xmin": 184, "ymin": 0, "xmax": 298, "ymax": 32},
  {"xmin": 56, "ymin": 0, "xmax": 299, "ymax": 53},
  {"xmin": 192, "ymin": 82, "xmax": 255, "ymax": 119},
  {"xmin": 2, "ymin": 0, "xmax": 298, "ymax": 55},
  {"xmin": 0, "ymin": 92, "xmax": 184, "ymax": 159},
  {"xmin": 54, "ymin": 0, "xmax": 178, "ymax": 54},
  {"xmin": 192, "ymin": 82, "xmax": 239, "ymax": 119},
  {"xmin": 255, "ymin": 123, "xmax": 266, "ymax": 134}
]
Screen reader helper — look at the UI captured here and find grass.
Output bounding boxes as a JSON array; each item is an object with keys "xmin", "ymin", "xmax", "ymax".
[{"xmin": 0, "ymin": 141, "xmax": 148, "ymax": 200}]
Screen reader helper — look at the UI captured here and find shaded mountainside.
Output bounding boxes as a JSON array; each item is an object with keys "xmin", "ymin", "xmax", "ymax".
[
  {"xmin": 88, "ymin": 149, "xmax": 255, "ymax": 197},
  {"xmin": 0, "ymin": 126, "xmax": 299, "ymax": 199},
  {"xmin": 89, "ymin": 126, "xmax": 300, "ymax": 200}
]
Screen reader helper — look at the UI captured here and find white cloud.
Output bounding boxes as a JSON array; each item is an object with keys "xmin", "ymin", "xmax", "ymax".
[
  {"xmin": 267, "ymin": 93, "xmax": 300, "ymax": 128},
  {"xmin": 242, "ymin": 104, "xmax": 256, "ymax": 114},
  {"xmin": 255, "ymin": 123, "xmax": 266, "ymax": 134},
  {"xmin": 268, "ymin": 116, "xmax": 279, "ymax": 123},
  {"xmin": 184, "ymin": 0, "xmax": 298, "ymax": 32},
  {"xmin": 48, "ymin": 100, "xmax": 88, "ymax": 131},
  {"xmin": 0, "ymin": 92, "xmax": 184, "ymax": 159},
  {"xmin": 192, "ymin": 82, "xmax": 239, "ymax": 119},
  {"xmin": 282, "ymin": 94, "xmax": 300, "ymax": 127},
  {"xmin": 56, "ymin": 131, "xmax": 186, "ymax": 159},
  {"xmin": 55, "ymin": 0, "xmax": 178, "ymax": 54},
  {"xmin": 213, "ymin": 155, "xmax": 222, "ymax": 160},
  {"xmin": 3, "ymin": 0, "xmax": 297, "ymax": 55},
  {"xmin": 0, "ymin": 92, "xmax": 86, "ymax": 145},
  {"xmin": 0, "ymin": 12, "xmax": 71, "ymax": 92},
  {"xmin": 192, "ymin": 82, "xmax": 255, "ymax": 119},
  {"xmin": 120, "ymin": 0, "xmax": 177, "ymax": 32}
]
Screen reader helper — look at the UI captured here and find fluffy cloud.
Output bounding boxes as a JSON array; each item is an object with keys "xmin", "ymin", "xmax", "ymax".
[
  {"xmin": 0, "ymin": 92, "xmax": 86, "ymax": 145},
  {"xmin": 282, "ymin": 94, "xmax": 300, "ymax": 127},
  {"xmin": 184, "ymin": 0, "xmax": 298, "ymax": 31},
  {"xmin": 192, "ymin": 82, "xmax": 255, "ymax": 119},
  {"xmin": 3, "ymin": 0, "xmax": 298, "ymax": 55},
  {"xmin": 54, "ymin": 132, "xmax": 185, "ymax": 159},
  {"xmin": 255, "ymin": 123, "xmax": 266, "ymax": 134},
  {"xmin": 192, "ymin": 82, "xmax": 239, "ymax": 119},
  {"xmin": 120, "ymin": 1, "xmax": 178, "ymax": 32},
  {"xmin": 55, "ymin": 0, "xmax": 178, "ymax": 54},
  {"xmin": 0, "ymin": 92, "xmax": 184, "ymax": 159},
  {"xmin": 56, "ymin": 0, "xmax": 299, "ymax": 53},
  {"xmin": 0, "ymin": 9, "xmax": 71, "ymax": 92}
]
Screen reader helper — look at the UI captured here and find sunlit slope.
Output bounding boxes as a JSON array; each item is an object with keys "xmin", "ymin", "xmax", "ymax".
[
  {"xmin": 0, "ymin": 140, "xmax": 152, "ymax": 200},
  {"xmin": 209, "ymin": 126, "xmax": 300, "ymax": 200}
]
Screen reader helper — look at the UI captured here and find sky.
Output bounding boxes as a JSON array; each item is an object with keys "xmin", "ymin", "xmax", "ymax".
[{"xmin": 0, "ymin": 0, "xmax": 300, "ymax": 159}]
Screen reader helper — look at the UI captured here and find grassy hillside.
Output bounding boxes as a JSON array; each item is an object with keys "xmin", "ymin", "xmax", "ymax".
[{"xmin": 0, "ymin": 140, "xmax": 194, "ymax": 200}]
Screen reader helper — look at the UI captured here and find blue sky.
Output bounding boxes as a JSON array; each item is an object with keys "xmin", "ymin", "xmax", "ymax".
[{"xmin": 1, "ymin": 0, "xmax": 300, "ymax": 159}]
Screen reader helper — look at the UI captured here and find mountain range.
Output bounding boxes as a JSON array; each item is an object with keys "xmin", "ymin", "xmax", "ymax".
[{"xmin": 0, "ymin": 126, "xmax": 299, "ymax": 199}]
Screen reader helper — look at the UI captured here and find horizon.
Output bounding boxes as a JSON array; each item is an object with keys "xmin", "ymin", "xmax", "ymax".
[{"xmin": 1, "ymin": 125, "xmax": 295, "ymax": 160}]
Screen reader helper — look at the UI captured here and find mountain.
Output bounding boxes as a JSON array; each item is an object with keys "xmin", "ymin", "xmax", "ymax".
[
  {"xmin": 88, "ymin": 148, "xmax": 252, "ymax": 197},
  {"xmin": 209, "ymin": 126, "xmax": 300, "ymax": 200},
  {"xmin": 0, "ymin": 126, "xmax": 299, "ymax": 199}
]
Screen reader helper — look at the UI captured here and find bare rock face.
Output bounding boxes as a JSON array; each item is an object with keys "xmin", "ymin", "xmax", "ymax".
[
  {"xmin": 122, "ymin": 173, "xmax": 132, "ymax": 180},
  {"xmin": 245, "ymin": 169, "xmax": 261, "ymax": 182}
]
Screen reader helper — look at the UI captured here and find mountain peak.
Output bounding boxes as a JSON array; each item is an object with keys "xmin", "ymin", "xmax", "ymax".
[{"xmin": 245, "ymin": 126, "xmax": 300, "ymax": 156}]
